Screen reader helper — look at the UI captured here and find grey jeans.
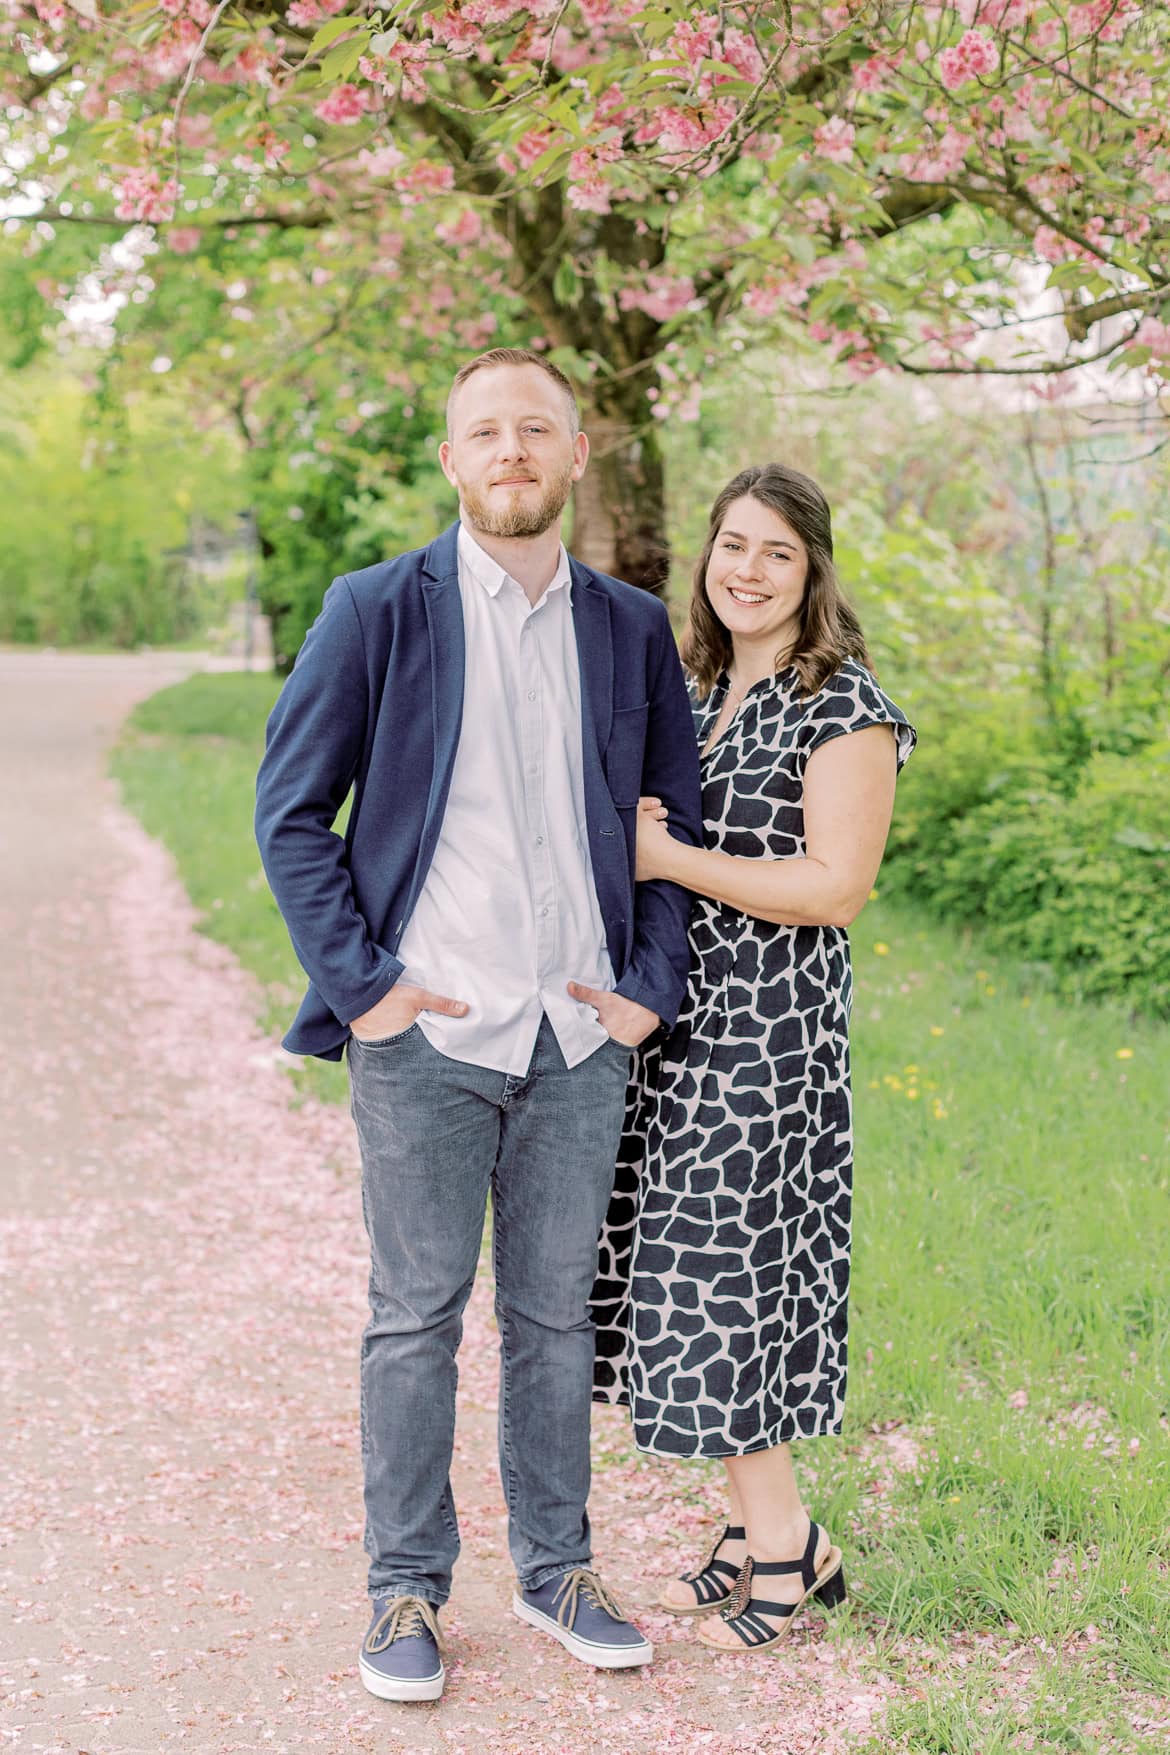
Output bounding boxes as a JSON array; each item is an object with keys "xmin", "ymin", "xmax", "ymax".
[{"xmin": 347, "ymin": 1013, "xmax": 632, "ymax": 1607}]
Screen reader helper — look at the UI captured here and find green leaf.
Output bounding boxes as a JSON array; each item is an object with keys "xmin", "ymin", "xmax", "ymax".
[
  {"xmin": 319, "ymin": 32, "xmax": 372, "ymax": 83},
  {"xmin": 553, "ymin": 256, "xmax": 581, "ymax": 308},
  {"xmin": 308, "ymin": 16, "xmax": 364, "ymax": 55}
]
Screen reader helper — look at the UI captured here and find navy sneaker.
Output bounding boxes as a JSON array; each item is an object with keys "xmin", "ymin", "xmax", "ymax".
[
  {"xmin": 359, "ymin": 1595, "xmax": 445, "ymax": 1701},
  {"xmin": 513, "ymin": 1567, "xmax": 653, "ymax": 1669}
]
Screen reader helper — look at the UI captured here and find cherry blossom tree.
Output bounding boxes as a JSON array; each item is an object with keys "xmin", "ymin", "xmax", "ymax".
[{"xmin": 3, "ymin": 0, "xmax": 1168, "ymax": 590}]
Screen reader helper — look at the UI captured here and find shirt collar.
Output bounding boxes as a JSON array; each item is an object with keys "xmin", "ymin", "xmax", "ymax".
[{"xmin": 458, "ymin": 522, "xmax": 571, "ymax": 603}]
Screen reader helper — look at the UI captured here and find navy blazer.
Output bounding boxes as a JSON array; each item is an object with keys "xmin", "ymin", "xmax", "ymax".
[{"xmin": 255, "ymin": 521, "xmax": 703, "ymax": 1060}]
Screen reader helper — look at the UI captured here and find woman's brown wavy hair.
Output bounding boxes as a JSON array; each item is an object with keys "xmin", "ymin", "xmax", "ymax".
[{"xmin": 680, "ymin": 463, "xmax": 870, "ymax": 700}]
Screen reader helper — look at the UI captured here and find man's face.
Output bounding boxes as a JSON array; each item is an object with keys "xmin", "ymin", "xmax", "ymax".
[{"xmin": 440, "ymin": 364, "xmax": 588, "ymax": 539}]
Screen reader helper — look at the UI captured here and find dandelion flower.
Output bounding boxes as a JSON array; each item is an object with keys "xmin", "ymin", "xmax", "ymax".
[
  {"xmin": 930, "ymin": 1026, "xmax": 945, "ymax": 1037},
  {"xmin": 873, "ymin": 941, "xmax": 890, "ymax": 956},
  {"xmin": 1116, "ymin": 1048, "xmax": 1134, "ymax": 1060}
]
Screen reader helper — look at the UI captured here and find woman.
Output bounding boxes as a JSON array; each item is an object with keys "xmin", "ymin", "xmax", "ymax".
[{"xmin": 591, "ymin": 463, "xmax": 916, "ymax": 1653}]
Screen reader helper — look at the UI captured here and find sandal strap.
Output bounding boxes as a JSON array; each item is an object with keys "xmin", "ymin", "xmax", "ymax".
[
  {"xmin": 684, "ymin": 1523, "xmax": 746, "ymax": 1583},
  {"xmin": 721, "ymin": 1599, "xmax": 798, "ymax": 1646},
  {"xmin": 748, "ymin": 1521, "xmax": 822, "ymax": 1591}
]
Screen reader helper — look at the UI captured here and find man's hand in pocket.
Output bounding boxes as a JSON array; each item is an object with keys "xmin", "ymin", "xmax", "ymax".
[{"xmin": 349, "ymin": 983, "xmax": 468, "ymax": 1042}]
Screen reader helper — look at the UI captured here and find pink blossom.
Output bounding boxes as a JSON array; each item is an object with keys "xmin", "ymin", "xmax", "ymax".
[
  {"xmin": 398, "ymin": 159, "xmax": 455, "ymax": 198},
  {"xmin": 457, "ymin": 311, "xmax": 500, "ymax": 348},
  {"xmin": 427, "ymin": 7, "xmax": 482, "ymax": 53},
  {"xmin": 668, "ymin": 14, "xmax": 720, "ymax": 69},
  {"xmin": 638, "ymin": 98, "xmax": 737, "ymax": 159},
  {"xmin": 566, "ymin": 140, "xmax": 622, "ymax": 214},
  {"xmin": 115, "ymin": 167, "xmax": 177, "ymax": 224},
  {"xmin": 178, "ymin": 111, "xmax": 216, "ymax": 150},
  {"xmin": 1133, "ymin": 317, "xmax": 1170, "ymax": 358},
  {"xmin": 594, "ymin": 83, "xmax": 633, "ymax": 129},
  {"xmin": 166, "ymin": 226, "xmax": 203, "ymax": 254},
  {"xmin": 720, "ymin": 25, "xmax": 765, "ymax": 83},
  {"xmin": 903, "ymin": 126, "xmax": 971, "ymax": 181},
  {"xmin": 313, "ymin": 83, "xmax": 367, "ymax": 125},
  {"xmin": 357, "ymin": 144, "xmax": 406, "ymax": 179},
  {"xmin": 286, "ymin": 0, "xmax": 322, "ymax": 24},
  {"xmin": 956, "ymin": 0, "xmax": 1034, "ymax": 24},
  {"xmin": 618, "ymin": 273, "xmax": 697, "ymax": 323},
  {"xmin": 743, "ymin": 281, "xmax": 783, "ymax": 318},
  {"xmin": 515, "ymin": 127, "xmax": 554, "ymax": 170},
  {"xmin": 814, "ymin": 117, "xmax": 855, "ymax": 163},
  {"xmin": 938, "ymin": 29, "xmax": 999, "ymax": 89},
  {"xmin": 435, "ymin": 207, "xmax": 483, "ymax": 246},
  {"xmin": 144, "ymin": 18, "xmax": 202, "ymax": 80},
  {"xmin": 359, "ymin": 41, "xmax": 430, "ymax": 103},
  {"xmin": 1071, "ymin": 0, "xmax": 1141, "ymax": 41}
]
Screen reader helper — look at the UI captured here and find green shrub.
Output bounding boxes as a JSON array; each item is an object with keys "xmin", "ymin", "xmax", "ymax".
[{"xmin": 886, "ymin": 741, "xmax": 1170, "ymax": 1017}]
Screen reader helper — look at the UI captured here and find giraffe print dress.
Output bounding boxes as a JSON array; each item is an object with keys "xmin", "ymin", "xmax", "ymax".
[{"xmin": 591, "ymin": 658, "xmax": 916, "ymax": 1458}]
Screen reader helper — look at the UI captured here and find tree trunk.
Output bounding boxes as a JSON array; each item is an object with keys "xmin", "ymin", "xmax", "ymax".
[{"xmin": 570, "ymin": 388, "xmax": 668, "ymax": 594}]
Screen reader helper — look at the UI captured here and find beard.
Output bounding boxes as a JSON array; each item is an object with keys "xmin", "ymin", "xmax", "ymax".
[{"xmin": 459, "ymin": 461, "xmax": 575, "ymax": 539}]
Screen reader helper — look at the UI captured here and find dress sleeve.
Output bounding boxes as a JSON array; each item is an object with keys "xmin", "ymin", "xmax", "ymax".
[{"xmin": 803, "ymin": 662, "xmax": 917, "ymax": 773}]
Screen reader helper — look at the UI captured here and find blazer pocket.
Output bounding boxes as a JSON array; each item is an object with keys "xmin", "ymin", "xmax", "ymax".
[{"xmin": 604, "ymin": 701, "xmax": 649, "ymax": 808}]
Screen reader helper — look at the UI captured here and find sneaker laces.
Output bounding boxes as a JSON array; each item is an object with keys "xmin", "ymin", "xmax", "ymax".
[
  {"xmin": 365, "ymin": 1594, "xmax": 443, "ymax": 1656},
  {"xmin": 552, "ymin": 1567, "xmax": 628, "ymax": 1630}
]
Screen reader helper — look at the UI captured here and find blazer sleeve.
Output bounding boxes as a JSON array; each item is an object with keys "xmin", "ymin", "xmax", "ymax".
[
  {"xmin": 254, "ymin": 576, "xmax": 405, "ymax": 1025},
  {"xmin": 613, "ymin": 605, "xmax": 703, "ymax": 1027}
]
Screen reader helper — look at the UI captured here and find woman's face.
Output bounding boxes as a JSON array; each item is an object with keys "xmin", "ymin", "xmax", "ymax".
[{"xmin": 705, "ymin": 494, "xmax": 809, "ymax": 657}]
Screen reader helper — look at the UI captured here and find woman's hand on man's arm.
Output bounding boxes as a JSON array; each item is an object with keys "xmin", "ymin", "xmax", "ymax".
[{"xmin": 634, "ymin": 723, "xmax": 898, "ymax": 928}]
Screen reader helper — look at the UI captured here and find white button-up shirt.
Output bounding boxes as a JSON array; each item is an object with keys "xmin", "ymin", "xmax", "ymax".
[{"xmin": 396, "ymin": 525, "xmax": 613, "ymax": 1075}]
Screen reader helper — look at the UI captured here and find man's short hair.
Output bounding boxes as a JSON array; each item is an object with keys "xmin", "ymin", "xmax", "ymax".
[{"xmin": 446, "ymin": 348, "xmax": 580, "ymax": 439}]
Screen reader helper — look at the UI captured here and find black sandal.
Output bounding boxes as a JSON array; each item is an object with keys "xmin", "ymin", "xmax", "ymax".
[
  {"xmin": 697, "ymin": 1521, "xmax": 846, "ymax": 1651},
  {"xmin": 657, "ymin": 1523, "xmax": 747, "ymax": 1617}
]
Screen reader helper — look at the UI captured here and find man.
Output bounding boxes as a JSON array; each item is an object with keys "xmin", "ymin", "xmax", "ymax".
[{"xmin": 255, "ymin": 348, "xmax": 702, "ymax": 1702}]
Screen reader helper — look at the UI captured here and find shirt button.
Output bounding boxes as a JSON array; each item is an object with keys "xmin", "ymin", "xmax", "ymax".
[
  {"xmin": 535, "ymin": 836, "xmax": 544, "ymax": 846},
  {"xmin": 527, "ymin": 690, "xmax": 536, "ymax": 701},
  {"xmin": 541, "ymin": 906, "xmax": 550, "ymax": 917}
]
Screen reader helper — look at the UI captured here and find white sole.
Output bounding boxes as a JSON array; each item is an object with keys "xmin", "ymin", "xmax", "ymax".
[
  {"xmin": 511, "ymin": 1594, "xmax": 653, "ymax": 1669},
  {"xmin": 358, "ymin": 1651, "xmax": 445, "ymax": 1701}
]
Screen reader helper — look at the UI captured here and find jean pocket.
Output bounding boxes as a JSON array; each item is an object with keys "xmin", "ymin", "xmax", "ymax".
[{"xmin": 349, "ymin": 1020, "xmax": 421, "ymax": 1050}]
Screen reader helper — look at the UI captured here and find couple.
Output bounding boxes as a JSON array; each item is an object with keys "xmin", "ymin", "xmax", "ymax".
[{"xmin": 254, "ymin": 347, "xmax": 916, "ymax": 1702}]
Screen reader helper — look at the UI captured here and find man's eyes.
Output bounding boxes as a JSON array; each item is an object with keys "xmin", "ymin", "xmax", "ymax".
[{"xmin": 472, "ymin": 425, "xmax": 547, "ymax": 437}]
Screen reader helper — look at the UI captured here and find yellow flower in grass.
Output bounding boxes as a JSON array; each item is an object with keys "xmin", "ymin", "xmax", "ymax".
[
  {"xmin": 906, "ymin": 1089, "xmax": 920, "ymax": 1101},
  {"xmin": 1116, "ymin": 1048, "xmax": 1134, "ymax": 1060},
  {"xmin": 873, "ymin": 941, "xmax": 890, "ymax": 956},
  {"xmin": 868, "ymin": 888, "xmax": 880, "ymax": 901},
  {"xmin": 930, "ymin": 1026, "xmax": 945, "ymax": 1037},
  {"xmin": 932, "ymin": 1099, "xmax": 948, "ymax": 1120}
]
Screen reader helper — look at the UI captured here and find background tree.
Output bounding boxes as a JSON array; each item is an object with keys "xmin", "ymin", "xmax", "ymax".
[{"xmin": 4, "ymin": 0, "xmax": 1168, "ymax": 596}]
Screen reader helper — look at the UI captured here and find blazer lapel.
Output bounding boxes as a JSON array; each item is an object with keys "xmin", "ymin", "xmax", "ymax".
[
  {"xmin": 570, "ymin": 560, "xmax": 613, "ymax": 761},
  {"xmin": 410, "ymin": 527, "xmax": 464, "ymax": 911}
]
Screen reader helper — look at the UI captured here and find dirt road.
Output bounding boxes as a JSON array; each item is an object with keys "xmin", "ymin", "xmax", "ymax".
[{"xmin": 0, "ymin": 652, "xmax": 889, "ymax": 1754}]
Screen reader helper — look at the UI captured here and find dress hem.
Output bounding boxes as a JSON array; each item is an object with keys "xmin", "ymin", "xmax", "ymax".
[{"xmin": 628, "ymin": 1418, "xmax": 844, "ymax": 1460}]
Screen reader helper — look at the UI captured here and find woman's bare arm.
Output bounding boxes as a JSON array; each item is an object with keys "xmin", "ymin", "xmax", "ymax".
[{"xmin": 637, "ymin": 723, "xmax": 898, "ymax": 928}]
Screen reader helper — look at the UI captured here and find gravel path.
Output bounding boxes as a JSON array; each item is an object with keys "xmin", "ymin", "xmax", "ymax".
[{"xmin": 0, "ymin": 653, "xmax": 892, "ymax": 1755}]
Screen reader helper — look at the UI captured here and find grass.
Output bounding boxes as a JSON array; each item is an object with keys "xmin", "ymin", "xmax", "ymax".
[{"xmin": 111, "ymin": 672, "xmax": 1170, "ymax": 1750}]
